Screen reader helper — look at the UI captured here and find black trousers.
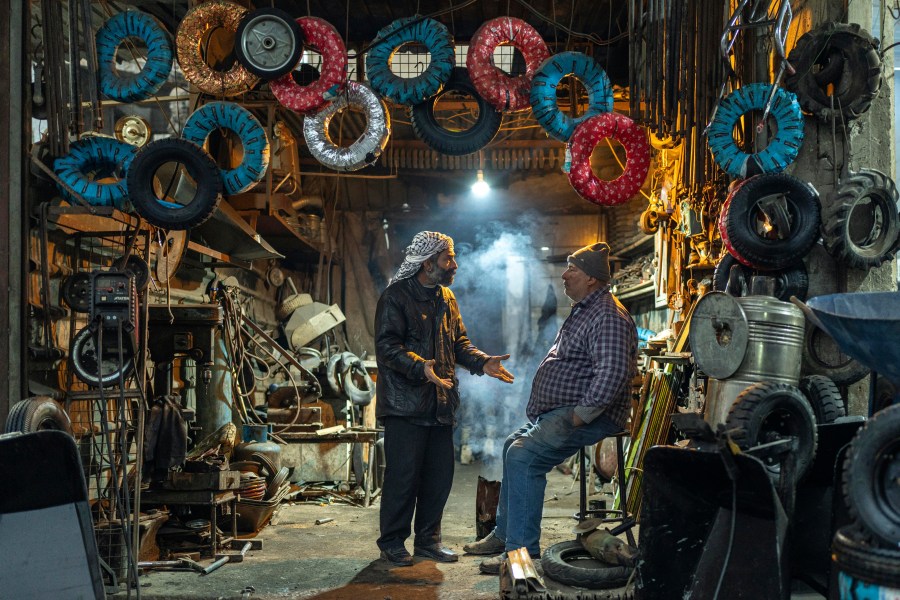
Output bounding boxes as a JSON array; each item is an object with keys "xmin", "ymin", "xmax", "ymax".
[{"xmin": 377, "ymin": 417, "xmax": 454, "ymax": 551}]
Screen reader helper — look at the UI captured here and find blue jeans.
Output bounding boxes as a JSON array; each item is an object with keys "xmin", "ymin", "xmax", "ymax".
[{"xmin": 492, "ymin": 406, "xmax": 621, "ymax": 556}]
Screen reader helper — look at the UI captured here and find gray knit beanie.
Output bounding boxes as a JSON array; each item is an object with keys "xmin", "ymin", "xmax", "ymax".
[{"xmin": 568, "ymin": 242, "xmax": 611, "ymax": 281}]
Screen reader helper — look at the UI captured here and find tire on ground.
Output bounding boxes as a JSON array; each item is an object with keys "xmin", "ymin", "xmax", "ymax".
[
  {"xmin": 4, "ymin": 397, "xmax": 72, "ymax": 435},
  {"xmin": 541, "ymin": 540, "xmax": 633, "ymax": 589}
]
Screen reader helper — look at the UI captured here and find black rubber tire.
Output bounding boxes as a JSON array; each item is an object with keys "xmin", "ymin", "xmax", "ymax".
[
  {"xmin": 724, "ymin": 381, "xmax": 818, "ymax": 480},
  {"xmin": 713, "ymin": 253, "xmax": 749, "ymax": 296},
  {"xmin": 4, "ymin": 397, "xmax": 72, "ymax": 435},
  {"xmin": 798, "ymin": 375, "xmax": 846, "ymax": 424},
  {"xmin": 410, "ymin": 67, "xmax": 502, "ymax": 156},
  {"xmin": 541, "ymin": 540, "xmax": 633, "ymax": 590},
  {"xmin": 722, "ymin": 173, "xmax": 821, "ymax": 270},
  {"xmin": 832, "ymin": 525, "xmax": 900, "ymax": 588},
  {"xmin": 119, "ymin": 255, "xmax": 150, "ymax": 292},
  {"xmin": 821, "ymin": 169, "xmax": 900, "ymax": 270},
  {"xmin": 842, "ymin": 404, "xmax": 900, "ymax": 547},
  {"xmin": 70, "ymin": 325, "xmax": 135, "ymax": 388},
  {"xmin": 785, "ymin": 22, "xmax": 883, "ymax": 122},
  {"xmin": 60, "ymin": 272, "xmax": 92, "ymax": 313},
  {"xmin": 801, "ymin": 321, "xmax": 871, "ymax": 386},
  {"xmin": 712, "ymin": 253, "xmax": 809, "ymax": 301},
  {"xmin": 127, "ymin": 137, "xmax": 223, "ymax": 230},
  {"xmin": 235, "ymin": 8, "xmax": 304, "ymax": 79}
]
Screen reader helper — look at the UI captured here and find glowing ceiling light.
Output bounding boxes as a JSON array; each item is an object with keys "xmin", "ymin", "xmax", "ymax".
[{"xmin": 471, "ymin": 169, "xmax": 489, "ymax": 197}]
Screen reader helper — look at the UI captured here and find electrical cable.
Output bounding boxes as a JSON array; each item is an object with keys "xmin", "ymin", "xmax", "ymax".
[{"xmin": 712, "ymin": 473, "xmax": 738, "ymax": 600}]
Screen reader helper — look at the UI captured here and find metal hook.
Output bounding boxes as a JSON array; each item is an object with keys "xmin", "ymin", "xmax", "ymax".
[{"xmin": 888, "ymin": 1, "xmax": 900, "ymax": 20}]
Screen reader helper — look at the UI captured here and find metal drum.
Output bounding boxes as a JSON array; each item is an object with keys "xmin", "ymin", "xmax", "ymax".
[{"xmin": 694, "ymin": 293, "xmax": 806, "ymax": 426}]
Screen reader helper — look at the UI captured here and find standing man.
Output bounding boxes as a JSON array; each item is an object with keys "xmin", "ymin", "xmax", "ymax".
[
  {"xmin": 463, "ymin": 242, "xmax": 638, "ymax": 574},
  {"xmin": 375, "ymin": 231, "xmax": 515, "ymax": 567}
]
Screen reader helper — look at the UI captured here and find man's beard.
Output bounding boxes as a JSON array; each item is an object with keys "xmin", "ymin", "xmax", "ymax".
[{"xmin": 426, "ymin": 264, "xmax": 455, "ymax": 286}]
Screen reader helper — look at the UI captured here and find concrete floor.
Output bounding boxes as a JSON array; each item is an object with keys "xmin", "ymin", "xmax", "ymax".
[
  {"xmin": 128, "ymin": 461, "xmax": 828, "ymax": 600},
  {"xmin": 131, "ymin": 461, "xmax": 620, "ymax": 599}
]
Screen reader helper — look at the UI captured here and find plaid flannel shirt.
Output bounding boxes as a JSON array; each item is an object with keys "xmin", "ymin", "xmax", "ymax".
[{"xmin": 526, "ymin": 286, "xmax": 638, "ymax": 428}]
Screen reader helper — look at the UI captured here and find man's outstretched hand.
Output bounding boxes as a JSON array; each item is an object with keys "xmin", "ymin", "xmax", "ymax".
[
  {"xmin": 484, "ymin": 354, "xmax": 515, "ymax": 384},
  {"xmin": 424, "ymin": 359, "xmax": 453, "ymax": 390}
]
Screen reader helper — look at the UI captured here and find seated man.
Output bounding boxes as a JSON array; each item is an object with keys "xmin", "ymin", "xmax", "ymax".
[{"xmin": 463, "ymin": 242, "xmax": 638, "ymax": 574}]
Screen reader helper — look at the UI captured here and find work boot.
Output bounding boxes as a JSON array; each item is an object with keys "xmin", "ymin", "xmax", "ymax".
[
  {"xmin": 479, "ymin": 553, "xmax": 506, "ymax": 575},
  {"xmin": 380, "ymin": 545, "xmax": 414, "ymax": 567},
  {"xmin": 463, "ymin": 531, "xmax": 506, "ymax": 555}
]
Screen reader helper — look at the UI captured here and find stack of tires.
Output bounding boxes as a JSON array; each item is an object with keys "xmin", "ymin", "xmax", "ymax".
[{"xmin": 832, "ymin": 404, "xmax": 900, "ymax": 598}]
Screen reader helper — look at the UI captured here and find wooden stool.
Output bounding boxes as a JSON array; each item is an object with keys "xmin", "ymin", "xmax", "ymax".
[{"xmin": 576, "ymin": 430, "xmax": 636, "ymax": 546}]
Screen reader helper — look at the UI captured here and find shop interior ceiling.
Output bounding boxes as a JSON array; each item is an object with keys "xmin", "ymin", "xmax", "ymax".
[{"xmin": 48, "ymin": 0, "xmax": 631, "ymax": 217}]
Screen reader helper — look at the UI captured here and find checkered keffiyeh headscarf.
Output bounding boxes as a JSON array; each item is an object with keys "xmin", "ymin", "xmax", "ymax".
[{"xmin": 392, "ymin": 231, "xmax": 454, "ymax": 282}]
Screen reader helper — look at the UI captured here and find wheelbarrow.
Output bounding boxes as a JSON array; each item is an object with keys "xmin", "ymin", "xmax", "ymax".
[{"xmin": 791, "ymin": 291, "xmax": 900, "ymax": 412}]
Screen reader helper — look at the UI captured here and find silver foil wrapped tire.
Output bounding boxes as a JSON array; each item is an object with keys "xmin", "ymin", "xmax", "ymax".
[{"xmin": 303, "ymin": 82, "xmax": 390, "ymax": 172}]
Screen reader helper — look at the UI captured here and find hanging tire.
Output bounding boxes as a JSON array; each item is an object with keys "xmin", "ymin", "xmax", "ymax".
[
  {"xmin": 638, "ymin": 209, "xmax": 660, "ymax": 235},
  {"xmin": 719, "ymin": 173, "xmax": 820, "ymax": 270},
  {"xmin": 530, "ymin": 51, "xmax": 614, "ymax": 142},
  {"xmin": 410, "ymin": 67, "xmax": 502, "ymax": 156},
  {"xmin": 270, "ymin": 16, "xmax": 348, "ymax": 114},
  {"xmin": 821, "ymin": 168, "xmax": 900, "ymax": 271},
  {"xmin": 707, "ymin": 83, "xmax": 805, "ymax": 178},
  {"xmin": 127, "ymin": 137, "xmax": 223, "ymax": 230},
  {"xmin": 568, "ymin": 112, "xmax": 651, "ymax": 207},
  {"xmin": 799, "ymin": 375, "xmax": 846, "ymax": 424},
  {"xmin": 234, "ymin": 7, "xmax": 304, "ymax": 80},
  {"xmin": 724, "ymin": 381, "xmax": 818, "ymax": 479},
  {"xmin": 842, "ymin": 404, "xmax": 900, "ymax": 547},
  {"xmin": 784, "ymin": 22, "xmax": 883, "ymax": 122},
  {"xmin": 53, "ymin": 136, "xmax": 138, "ymax": 209},
  {"xmin": 713, "ymin": 252, "xmax": 809, "ymax": 301},
  {"xmin": 4, "ymin": 397, "xmax": 73, "ymax": 435},
  {"xmin": 182, "ymin": 101, "xmax": 270, "ymax": 194},
  {"xmin": 832, "ymin": 525, "xmax": 900, "ymax": 589},
  {"xmin": 175, "ymin": 0, "xmax": 259, "ymax": 96},
  {"xmin": 541, "ymin": 540, "xmax": 633, "ymax": 589},
  {"xmin": 365, "ymin": 17, "xmax": 455, "ymax": 105},
  {"xmin": 60, "ymin": 272, "xmax": 93, "ymax": 313},
  {"xmin": 466, "ymin": 17, "xmax": 550, "ymax": 112},
  {"xmin": 801, "ymin": 320, "xmax": 871, "ymax": 386},
  {"xmin": 70, "ymin": 325, "xmax": 135, "ymax": 388},
  {"xmin": 303, "ymin": 82, "xmax": 390, "ymax": 171},
  {"xmin": 96, "ymin": 11, "xmax": 173, "ymax": 103}
]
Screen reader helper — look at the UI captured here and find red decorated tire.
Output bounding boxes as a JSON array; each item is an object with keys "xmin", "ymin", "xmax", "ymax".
[
  {"xmin": 270, "ymin": 16, "xmax": 347, "ymax": 114},
  {"xmin": 465, "ymin": 17, "xmax": 550, "ymax": 112},
  {"xmin": 567, "ymin": 113, "xmax": 651, "ymax": 206},
  {"xmin": 718, "ymin": 179, "xmax": 757, "ymax": 268}
]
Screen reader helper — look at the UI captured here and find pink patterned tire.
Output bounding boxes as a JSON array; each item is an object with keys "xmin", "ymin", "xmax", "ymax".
[
  {"xmin": 465, "ymin": 17, "xmax": 550, "ymax": 112},
  {"xmin": 567, "ymin": 112, "xmax": 651, "ymax": 207},
  {"xmin": 269, "ymin": 16, "xmax": 347, "ymax": 114}
]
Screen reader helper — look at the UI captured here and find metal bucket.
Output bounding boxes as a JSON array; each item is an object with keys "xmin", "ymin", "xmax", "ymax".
[{"xmin": 706, "ymin": 295, "xmax": 806, "ymax": 426}]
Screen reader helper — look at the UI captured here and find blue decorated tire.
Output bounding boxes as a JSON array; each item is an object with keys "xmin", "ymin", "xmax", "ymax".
[
  {"xmin": 53, "ymin": 136, "xmax": 137, "ymax": 209},
  {"xmin": 530, "ymin": 51, "xmax": 613, "ymax": 142},
  {"xmin": 706, "ymin": 83, "xmax": 804, "ymax": 178},
  {"xmin": 365, "ymin": 16, "xmax": 455, "ymax": 105},
  {"xmin": 182, "ymin": 101, "xmax": 270, "ymax": 195},
  {"xmin": 96, "ymin": 11, "xmax": 173, "ymax": 103}
]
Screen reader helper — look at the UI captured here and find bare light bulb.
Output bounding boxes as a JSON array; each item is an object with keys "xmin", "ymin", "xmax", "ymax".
[{"xmin": 471, "ymin": 169, "xmax": 489, "ymax": 197}]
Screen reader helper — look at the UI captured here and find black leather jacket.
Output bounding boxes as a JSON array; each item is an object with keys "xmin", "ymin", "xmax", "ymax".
[{"xmin": 374, "ymin": 277, "xmax": 489, "ymax": 425}]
